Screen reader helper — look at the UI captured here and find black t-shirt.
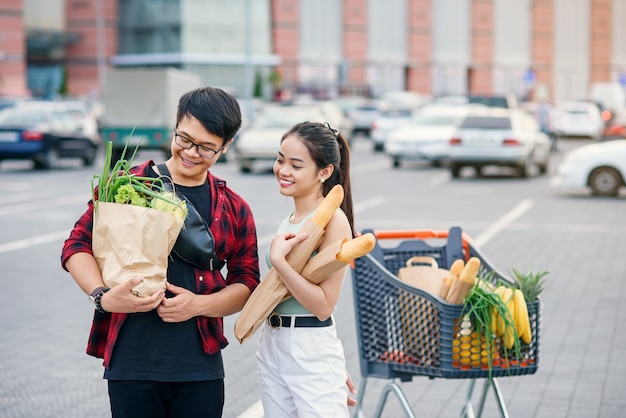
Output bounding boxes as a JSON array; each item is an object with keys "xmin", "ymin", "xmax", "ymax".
[{"xmin": 104, "ymin": 181, "xmax": 224, "ymax": 382}]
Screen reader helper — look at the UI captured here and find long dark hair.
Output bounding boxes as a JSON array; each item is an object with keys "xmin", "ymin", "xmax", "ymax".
[{"xmin": 280, "ymin": 121, "xmax": 355, "ymax": 237}]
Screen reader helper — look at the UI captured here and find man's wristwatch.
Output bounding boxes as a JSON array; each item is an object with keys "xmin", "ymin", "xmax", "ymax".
[{"xmin": 88, "ymin": 286, "xmax": 110, "ymax": 313}]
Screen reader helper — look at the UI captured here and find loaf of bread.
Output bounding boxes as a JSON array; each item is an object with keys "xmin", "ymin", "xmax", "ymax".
[
  {"xmin": 336, "ymin": 233, "xmax": 376, "ymax": 264},
  {"xmin": 311, "ymin": 185, "xmax": 344, "ymax": 228}
]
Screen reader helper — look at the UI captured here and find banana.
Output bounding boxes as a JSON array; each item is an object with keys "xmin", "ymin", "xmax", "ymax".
[
  {"xmin": 495, "ymin": 286, "xmax": 516, "ymax": 349},
  {"xmin": 513, "ymin": 288, "xmax": 532, "ymax": 344}
]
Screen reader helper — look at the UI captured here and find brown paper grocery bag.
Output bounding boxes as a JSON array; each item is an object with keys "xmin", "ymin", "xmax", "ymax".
[
  {"xmin": 398, "ymin": 256, "xmax": 450, "ymax": 296},
  {"xmin": 92, "ymin": 202, "xmax": 184, "ymax": 297}
]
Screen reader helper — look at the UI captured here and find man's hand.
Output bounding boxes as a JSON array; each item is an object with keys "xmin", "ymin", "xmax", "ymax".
[
  {"xmin": 157, "ymin": 281, "xmax": 198, "ymax": 322},
  {"xmin": 100, "ymin": 276, "xmax": 165, "ymax": 313}
]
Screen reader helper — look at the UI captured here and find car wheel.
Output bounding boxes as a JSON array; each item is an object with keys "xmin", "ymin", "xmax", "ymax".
[
  {"xmin": 373, "ymin": 143, "xmax": 384, "ymax": 152},
  {"xmin": 518, "ymin": 155, "xmax": 535, "ymax": 178},
  {"xmin": 34, "ymin": 147, "xmax": 60, "ymax": 170},
  {"xmin": 450, "ymin": 163, "xmax": 461, "ymax": 179},
  {"xmin": 392, "ymin": 157, "xmax": 400, "ymax": 168},
  {"xmin": 589, "ymin": 167, "xmax": 623, "ymax": 197},
  {"xmin": 239, "ymin": 161, "xmax": 252, "ymax": 173},
  {"xmin": 82, "ymin": 145, "xmax": 97, "ymax": 166}
]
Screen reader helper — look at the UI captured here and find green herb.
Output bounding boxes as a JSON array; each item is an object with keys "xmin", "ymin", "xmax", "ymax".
[{"xmin": 92, "ymin": 138, "xmax": 187, "ymax": 222}]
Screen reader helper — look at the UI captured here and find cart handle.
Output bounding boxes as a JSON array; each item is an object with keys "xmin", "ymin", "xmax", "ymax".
[{"xmin": 366, "ymin": 229, "xmax": 472, "ymax": 260}]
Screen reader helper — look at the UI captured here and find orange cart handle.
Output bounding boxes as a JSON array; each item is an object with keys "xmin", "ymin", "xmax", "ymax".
[{"xmin": 367, "ymin": 229, "xmax": 473, "ymax": 260}]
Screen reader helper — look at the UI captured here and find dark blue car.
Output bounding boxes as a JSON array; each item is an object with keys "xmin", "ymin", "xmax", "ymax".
[{"xmin": 0, "ymin": 102, "xmax": 99, "ymax": 169}]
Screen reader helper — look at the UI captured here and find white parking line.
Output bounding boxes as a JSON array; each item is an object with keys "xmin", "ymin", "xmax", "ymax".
[
  {"xmin": 0, "ymin": 194, "xmax": 88, "ymax": 216},
  {"xmin": 0, "ymin": 230, "xmax": 70, "ymax": 254},
  {"xmin": 472, "ymin": 199, "xmax": 534, "ymax": 247}
]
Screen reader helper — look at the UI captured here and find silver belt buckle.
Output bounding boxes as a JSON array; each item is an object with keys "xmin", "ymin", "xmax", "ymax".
[{"xmin": 267, "ymin": 313, "xmax": 282, "ymax": 329}]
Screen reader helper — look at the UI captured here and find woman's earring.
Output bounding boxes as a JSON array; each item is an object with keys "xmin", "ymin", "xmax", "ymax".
[{"xmin": 320, "ymin": 177, "xmax": 325, "ymax": 184}]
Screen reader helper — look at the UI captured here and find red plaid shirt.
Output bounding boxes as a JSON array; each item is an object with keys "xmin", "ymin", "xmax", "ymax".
[{"xmin": 61, "ymin": 160, "xmax": 260, "ymax": 367}]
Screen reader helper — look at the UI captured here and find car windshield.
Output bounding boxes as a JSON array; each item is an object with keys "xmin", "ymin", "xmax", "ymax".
[
  {"xmin": 468, "ymin": 96, "xmax": 509, "ymax": 108},
  {"xmin": 381, "ymin": 109, "xmax": 412, "ymax": 118},
  {"xmin": 460, "ymin": 116, "xmax": 512, "ymax": 129},
  {"xmin": 412, "ymin": 114, "xmax": 460, "ymax": 126},
  {"xmin": 0, "ymin": 109, "xmax": 49, "ymax": 124},
  {"xmin": 565, "ymin": 110, "xmax": 589, "ymax": 116}
]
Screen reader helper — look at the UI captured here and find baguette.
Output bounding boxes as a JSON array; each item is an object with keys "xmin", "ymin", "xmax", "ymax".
[
  {"xmin": 445, "ymin": 257, "xmax": 481, "ymax": 304},
  {"xmin": 311, "ymin": 185, "xmax": 344, "ymax": 228},
  {"xmin": 449, "ymin": 258, "xmax": 465, "ymax": 278},
  {"xmin": 336, "ymin": 233, "xmax": 376, "ymax": 264},
  {"xmin": 459, "ymin": 257, "xmax": 481, "ymax": 284}
]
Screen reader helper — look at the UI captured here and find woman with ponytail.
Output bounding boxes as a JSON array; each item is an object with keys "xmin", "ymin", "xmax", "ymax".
[{"xmin": 256, "ymin": 121, "xmax": 355, "ymax": 417}]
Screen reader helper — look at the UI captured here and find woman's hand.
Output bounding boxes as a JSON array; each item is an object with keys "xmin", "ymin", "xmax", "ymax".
[
  {"xmin": 100, "ymin": 276, "xmax": 165, "ymax": 313},
  {"xmin": 346, "ymin": 371, "xmax": 358, "ymax": 407},
  {"xmin": 157, "ymin": 281, "xmax": 198, "ymax": 322},
  {"xmin": 269, "ymin": 231, "xmax": 308, "ymax": 266}
]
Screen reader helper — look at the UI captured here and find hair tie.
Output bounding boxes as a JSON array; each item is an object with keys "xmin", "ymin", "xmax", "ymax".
[{"xmin": 324, "ymin": 122, "xmax": 339, "ymax": 137}]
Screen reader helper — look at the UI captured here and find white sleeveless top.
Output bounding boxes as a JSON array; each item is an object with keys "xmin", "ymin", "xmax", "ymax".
[{"xmin": 266, "ymin": 211, "xmax": 316, "ymax": 315}]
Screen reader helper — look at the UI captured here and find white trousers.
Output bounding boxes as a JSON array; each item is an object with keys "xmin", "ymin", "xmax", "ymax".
[{"xmin": 256, "ymin": 318, "xmax": 350, "ymax": 418}]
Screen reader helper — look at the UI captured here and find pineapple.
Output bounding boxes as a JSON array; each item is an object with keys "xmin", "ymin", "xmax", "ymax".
[{"xmin": 510, "ymin": 268, "xmax": 548, "ymax": 302}]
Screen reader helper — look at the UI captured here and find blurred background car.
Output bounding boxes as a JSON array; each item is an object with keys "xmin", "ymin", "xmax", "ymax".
[
  {"xmin": 55, "ymin": 99, "xmax": 102, "ymax": 145},
  {"xmin": 289, "ymin": 98, "xmax": 354, "ymax": 144},
  {"xmin": 332, "ymin": 95, "xmax": 380, "ymax": 136},
  {"xmin": 370, "ymin": 107, "xmax": 415, "ymax": 152},
  {"xmin": 553, "ymin": 101, "xmax": 605, "ymax": 140},
  {"xmin": 384, "ymin": 103, "xmax": 478, "ymax": 167},
  {"xmin": 552, "ymin": 138, "xmax": 626, "ymax": 197},
  {"xmin": 233, "ymin": 104, "xmax": 327, "ymax": 173},
  {"xmin": 468, "ymin": 94, "xmax": 518, "ymax": 109},
  {"xmin": 0, "ymin": 101, "xmax": 99, "ymax": 169},
  {"xmin": 379, "ymin": 90, "xmax": 425, "ymax": 110},
  {"xmin": 448, "ymin": 108, "xmax": 552, "ymax": 178}
]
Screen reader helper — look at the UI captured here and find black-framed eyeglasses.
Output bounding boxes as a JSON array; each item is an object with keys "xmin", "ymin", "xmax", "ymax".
[{"xmin": 173, "ymin": 130, "xmax": 224, "ymax": 159}]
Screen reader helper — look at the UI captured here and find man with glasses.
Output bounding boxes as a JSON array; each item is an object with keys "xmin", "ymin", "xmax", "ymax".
[{"xmin": 62, "ymin": 87, "xmax": 260, "ymax": 417}]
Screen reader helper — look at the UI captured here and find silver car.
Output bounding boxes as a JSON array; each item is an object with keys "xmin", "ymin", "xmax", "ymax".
[{"xmin": 448, "ymin": 108, "xmax": 552, "ymax": 178}]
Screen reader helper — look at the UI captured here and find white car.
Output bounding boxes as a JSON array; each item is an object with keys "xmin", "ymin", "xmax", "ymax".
[
  {"xmin": 384, "ymin": 104, "xmax": 478, "ymax": 167},
  {"xmin": 233, "ymin": 105, "xmax": 327, "ymax": 173},
  {"xmin": 370, "ymin": 107, "xmax": 414, "ymax": 152},
  {"xmin": 553, "ymin": 101, "xmax": 605, "ymax": 140},
  {"xmin": 448, "ymin": 108, "xmax": 552, "ymax": 178},
  {"xmin": 553, "ymin": 139, "xmax": 626, "ymax": 197}
]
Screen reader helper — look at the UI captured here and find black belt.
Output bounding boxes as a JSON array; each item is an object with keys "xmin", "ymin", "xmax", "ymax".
[{"xmin": 267, "ymin": 313, "xmax": 333, "ymax": 329}]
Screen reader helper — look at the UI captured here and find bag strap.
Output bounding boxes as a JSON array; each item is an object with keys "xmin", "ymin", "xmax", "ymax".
[{"xmin": 155, "ymin": 163, "xmax": 225, "ymax": 271}]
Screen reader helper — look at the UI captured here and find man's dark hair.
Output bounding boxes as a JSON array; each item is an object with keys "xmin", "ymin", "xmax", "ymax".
[{"xmin": 176, "ymin": 87, "xmax": 242, "ymax": 142}]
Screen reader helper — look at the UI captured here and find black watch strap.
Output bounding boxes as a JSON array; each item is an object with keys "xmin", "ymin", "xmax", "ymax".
[{"xmin": 89, "ymin": 286, "xmax": 110, "ymax": 313}]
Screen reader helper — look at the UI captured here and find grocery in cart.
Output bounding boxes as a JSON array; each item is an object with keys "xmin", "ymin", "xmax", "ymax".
[{"xmin": 351, "ymin": 226, "xmax": 542, "ymax": 418}]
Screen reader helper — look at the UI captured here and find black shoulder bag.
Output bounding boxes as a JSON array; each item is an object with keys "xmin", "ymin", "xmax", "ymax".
[{"xmin": 156, "ymin": 163, "xmax": 224, "ymax": 271}]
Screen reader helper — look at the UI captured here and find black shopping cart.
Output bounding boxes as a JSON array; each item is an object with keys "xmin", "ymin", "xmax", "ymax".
[{"xmin": 351, "ymin": 226, "xmax": 541, "ymax": 418}]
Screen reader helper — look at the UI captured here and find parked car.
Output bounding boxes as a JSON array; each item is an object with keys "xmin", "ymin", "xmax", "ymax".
[
  {"xmin": 384, "ymin": 104, "xmax": 477, "ymax": 167},
  {"xmin": 333, "ymin": 95, "xmax": 380, "ymax": 136},
  {"xmin": 233, "ymin": 105, "xmax": 327, "ymax": 173},
  {"xmin": 54, "ymin": 99, "xmax": 102, "ymax": 145},
  {"xmin": 370, "ymin": 107, "xmax": 415, "ymax": 152},
  {"xmin": 553, "ymin": 101, "xmax": 605, "ymax": 140},
  {"xmin": 448, "ymin": 108, "xmax": 552, "ymax": 178},
  {"xmin": 552, "ymin": 139, "xmax": 626, "ymax": 197},
  {"xmin": 380, "ymin": 91, "xmax": 425, "ymax": 110},
  {"xmin": 0, "ymin": 102, "xmax": 99, "ymax": 169},
  {"xmin": 468, "ymin": 94, "xmax": 518, "ymax": 109},
  {"xmin": 290, "ymin": 98, "xmax": 354, "ymax": 143}
]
